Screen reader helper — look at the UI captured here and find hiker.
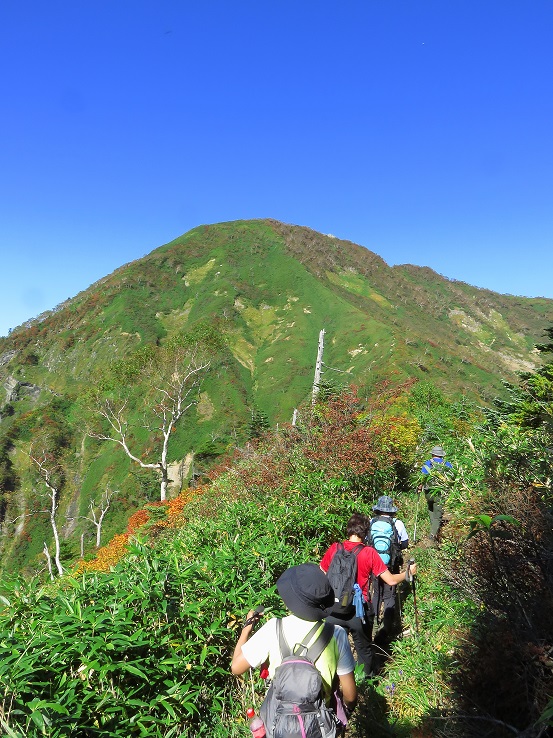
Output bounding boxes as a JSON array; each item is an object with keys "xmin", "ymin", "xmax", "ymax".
[
  {"xmin": 231, "ymin": 563, "xmax": 357, "ymax": 734},
  {"xmin": 320, "ymin": 513, "xmax": 417, "ymax": 676},
  {"xmin": 419, "ymin": 445, "xmax": 454, "ymax": 543},
  {"xmin": 368, "ymin": 496, "xmax": 409, "ymax": 636}
]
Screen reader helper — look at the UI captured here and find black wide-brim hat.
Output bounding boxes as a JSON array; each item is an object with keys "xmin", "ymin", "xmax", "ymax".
[{"xmin": 276, "ymin": 563, "xmax": 335, "ymax": 621}]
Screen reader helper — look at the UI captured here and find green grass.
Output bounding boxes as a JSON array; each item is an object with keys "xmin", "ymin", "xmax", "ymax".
[{"xmin": 1, "ymin": 217, "xmax": 552, "ymax": 581}]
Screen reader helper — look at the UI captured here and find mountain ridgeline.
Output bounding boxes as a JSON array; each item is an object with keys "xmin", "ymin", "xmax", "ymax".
[{"xmin": 0, "ymin": 218, "xmax": 552, "ymax": 575}]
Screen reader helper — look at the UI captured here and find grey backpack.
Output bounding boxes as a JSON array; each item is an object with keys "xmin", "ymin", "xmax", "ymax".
[{"xmin": 259, "ymin": 619, "xmax": 339, "ymax": 738}]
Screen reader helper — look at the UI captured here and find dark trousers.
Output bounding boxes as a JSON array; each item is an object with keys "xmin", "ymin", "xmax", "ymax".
[
  {"xmin": 325, "ymin": 608, "xmax": 374, "ymax": 675},
  {"xmin": 370, "ymin": 574, "xmax": 396, "ymax": 632},
  {"xmin": 427, "ymin": 498, "xmax": 444, "ymax": 538}
]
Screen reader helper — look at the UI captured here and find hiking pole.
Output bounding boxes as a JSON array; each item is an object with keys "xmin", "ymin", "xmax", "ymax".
[
  {"xmin": 407, "ymin": 559, "xmax": 419, "ymax": 634},
  {"xmin": 396, "ymin": 578, "xmax": 405, "ymax": 638},
  {"xmin": 244, "ymin": 607, "xmax": 266, "ymax": 714},
  {"xmin": 412, "ymin": 486, "xmax": 422, "ymax": 544},
  {"xmin": 243, "ymin": 606, "xmax": 265, "ymax": 628}
]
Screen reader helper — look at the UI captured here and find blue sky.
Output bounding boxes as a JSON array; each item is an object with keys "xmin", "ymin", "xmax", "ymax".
[{"xmin": 1, "ymin": 1, "xmax": 552, "ymax": 338}]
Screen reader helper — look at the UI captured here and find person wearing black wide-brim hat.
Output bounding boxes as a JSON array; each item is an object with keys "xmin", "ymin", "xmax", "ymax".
[{"xmin": 231, "ymin": 563, "xmax": 357, "ymax": 714}]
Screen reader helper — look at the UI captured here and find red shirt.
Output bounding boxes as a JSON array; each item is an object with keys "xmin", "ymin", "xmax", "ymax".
[{"xmin": 320, "ymin": 540, "xmax": 387, "ymax": 599}]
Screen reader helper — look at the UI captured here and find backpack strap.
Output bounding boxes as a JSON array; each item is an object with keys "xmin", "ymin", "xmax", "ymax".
[
  {"xmin": 275, "ymin": 618, "xmax": 292, "ymax": 659},
  {"xmin": 276, "ymin": 620, "xmax": 334, "ymax": 665},
  {"xmin": 294, "ymin": 621, "xmax": 326, "ymax": 657},
  {"xmin": 305, "ymin": 622, "xmax": 334, "ymax": 665},
  {"xmin": 276, "ymin": 619, "xmax": 322, "ymax": 659}
]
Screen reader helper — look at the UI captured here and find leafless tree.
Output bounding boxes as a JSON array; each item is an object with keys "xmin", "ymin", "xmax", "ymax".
[
  {"xmin": 90, "ymin": 342, "xmax": 210, "ymax": 501},
  {"xmin": 30, "ymin": 450, "xmax": 64, "ymax": 578},
  {"xmin": 79, "ymin": 486, "xmax": 117, "ymax": 549}
]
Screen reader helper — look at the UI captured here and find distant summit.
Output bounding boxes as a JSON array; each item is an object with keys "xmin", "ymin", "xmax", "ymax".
[{"xmin": 0, "ymin": 218, "xmax": 552, "ymax": 574}]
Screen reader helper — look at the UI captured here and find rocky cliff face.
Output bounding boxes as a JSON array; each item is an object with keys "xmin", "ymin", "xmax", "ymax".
[{"xmin": 2, "ymin": 374, "xmax": 41, "ymax": 407}]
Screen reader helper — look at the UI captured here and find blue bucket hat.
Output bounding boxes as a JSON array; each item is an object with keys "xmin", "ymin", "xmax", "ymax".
[{"xmin": 372, "ymin": 495, "xmax": 398, "ymax": 514}]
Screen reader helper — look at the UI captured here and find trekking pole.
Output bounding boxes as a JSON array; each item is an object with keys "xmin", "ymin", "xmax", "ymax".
[
  {"xmin": 407, "ymin": 559, "xmax": 419, "ymax": 634},
  {"xmin": 244, "ymin": 607, "xmax": 266, "ymax": 711},
  {"xmin": 412, "ymin": 486, "xmax": 422, "ymax": 544},
  {"xmin": 396, "ymin": 578, "xmax": 405, "ymax": 637}
]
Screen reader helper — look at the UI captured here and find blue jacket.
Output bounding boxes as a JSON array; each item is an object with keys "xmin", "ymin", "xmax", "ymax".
[{"xmin": 421, "ymin": 457, "xmax": 452, "ymax": 474}]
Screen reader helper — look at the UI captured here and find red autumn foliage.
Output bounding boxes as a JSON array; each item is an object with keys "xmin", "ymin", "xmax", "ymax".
[{"xmin": 303, "ymin": 381, "xmax": 416, "ymax": 479}]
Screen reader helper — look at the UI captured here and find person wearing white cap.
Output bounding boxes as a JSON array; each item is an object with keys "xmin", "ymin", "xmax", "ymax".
[{"xmin": 419, "ymin": 445, "xmax": 453, "ymax": 543}]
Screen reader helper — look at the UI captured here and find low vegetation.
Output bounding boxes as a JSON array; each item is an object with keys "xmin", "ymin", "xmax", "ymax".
[
  {"xmin": 0, "ymin": 342, "xmax": 552, "ymax": 737},
  {"xmin": 0, "ymin": 221, "xmax": 552, "ymax": 735}
]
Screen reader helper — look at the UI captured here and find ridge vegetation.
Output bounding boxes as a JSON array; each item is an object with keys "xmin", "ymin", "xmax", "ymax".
[
  {"xmin": 0, "ymin": 214, "xmax": 552, "ymax": 734},
  {"xmin": 0, "ymin": 363, "xmax": 551, "ymax": 736}
]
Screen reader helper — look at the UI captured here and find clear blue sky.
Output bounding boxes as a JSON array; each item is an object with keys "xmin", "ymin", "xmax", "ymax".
[{"xmin": 1, "ymin": 1, "xmax": 552, "ymax": 338}]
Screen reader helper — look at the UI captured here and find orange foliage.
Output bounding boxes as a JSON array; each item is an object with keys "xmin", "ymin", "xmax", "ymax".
[
  {"xmin": 76, "ymin": 533, "xmax": 131, "ymax": 574},
  {"xmin": 75, "ymin": 487, "xmax": 206, "ymax": 574},
  {"xmin": 127, "ymin": 509, "xmax": 150, "ymax": 534},
  {"xmin": 165, "ymin": 486, "xmax": 204, "ymax": 527}
]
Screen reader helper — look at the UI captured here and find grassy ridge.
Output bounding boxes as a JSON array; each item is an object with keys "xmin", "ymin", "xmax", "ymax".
[
  {"xmin": 1, "ymin": 380, "xmax": 551, "ymax": 737},
  {"xmin": 1, "ymin": 218, "xmax": 552, "ymax": 578}
]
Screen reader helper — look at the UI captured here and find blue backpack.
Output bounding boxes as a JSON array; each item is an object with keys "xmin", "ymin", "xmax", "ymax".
[{"xmin": 367, "ymin": 516, "xmax": 400, "ymax": 569}]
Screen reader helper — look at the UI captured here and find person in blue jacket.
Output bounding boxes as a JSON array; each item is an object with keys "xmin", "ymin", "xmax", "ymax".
[{"xmin": 419, "ymin": 446, "xmax": 453, "ymax": 543}]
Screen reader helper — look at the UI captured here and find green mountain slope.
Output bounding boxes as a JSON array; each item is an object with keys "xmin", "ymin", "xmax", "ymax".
[{"xmin": 0, "ymin": 218, "xmax": 552, "ymax": 574}]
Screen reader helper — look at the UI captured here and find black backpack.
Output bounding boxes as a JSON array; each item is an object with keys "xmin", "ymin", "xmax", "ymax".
[
  {"xmin": 259, "ymin": 619, "xmax": 339, "ymax": 738},
  {"xmin": 367, "ymin": 516, "xmax": 401, "ymax": 571},
  {"xmin": 326, "ymin": 543, "xmax": 364, "ymax": 616}
]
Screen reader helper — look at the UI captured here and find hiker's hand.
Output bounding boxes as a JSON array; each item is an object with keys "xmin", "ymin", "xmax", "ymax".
[
  {"xmin": 243, "ymin": 606, "xmax": 264, "ymax": 629},
  {"xmin": 406, "ymin": 562, "xmax": 417, "ymax": 578},
  {"xmin": 240, "ymin": 611, "xmax": 256, "ymax": 635}
]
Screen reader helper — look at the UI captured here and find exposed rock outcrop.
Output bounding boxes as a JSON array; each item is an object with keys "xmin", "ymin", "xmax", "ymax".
[{"xmin": 2, "ymin": 375, "xmax": 41, "ymax": 406}]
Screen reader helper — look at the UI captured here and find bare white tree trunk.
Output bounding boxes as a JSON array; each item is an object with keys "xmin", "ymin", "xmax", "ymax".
[
  {"xmin": 311, "ymin": 329, "xmax": 325, "ymax": 405},
  {"xmin": 43, "ymin": 541, "xmax": 54, "ymax": 581},
  {"xmin": 31, "ymin": 453, "xmax": 64, "ymax": 577},
  {"xmin": 90, "ymin": 354, "xmax": 209, "ymax": 501}
]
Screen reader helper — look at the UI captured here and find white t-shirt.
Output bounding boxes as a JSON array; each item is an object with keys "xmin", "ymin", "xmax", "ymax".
[
  {"xmin": 393, "ymin": 518, "xmax": 408, "ymax": 544},
  {"xmin": 241, "ymin": 614, "xmax": 355, "ymax": 687}
]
